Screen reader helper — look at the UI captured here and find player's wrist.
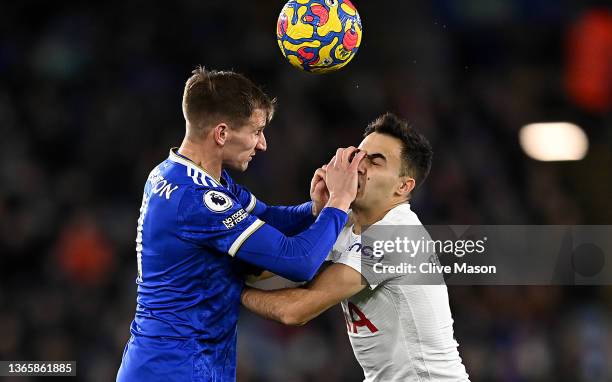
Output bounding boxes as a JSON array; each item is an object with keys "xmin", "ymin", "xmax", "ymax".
[
  {"xmin": 326, "ymin": 194, "xmax": 352, "ymax": 212},
  {"xmin": 311, "ymin": 201, "xmax": 324, "ymax": 216}
]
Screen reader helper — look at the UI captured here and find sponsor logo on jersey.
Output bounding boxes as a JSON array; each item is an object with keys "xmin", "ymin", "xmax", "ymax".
[
  {"xmin": 223, "ymin": 209, "xmax": 249, "ymax": 229},
  {"xmin": 342, "ymin": 302, "xmax": 379, "ymax": 334},
  {"xmin": 347, "ymin": 242, "xmax": 383, "ymax": 261},
  {"xmin": 203, "ymin": 190, "xmax": 233, "ymax": 213}
]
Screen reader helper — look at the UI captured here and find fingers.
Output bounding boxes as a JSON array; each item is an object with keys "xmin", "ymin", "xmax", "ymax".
[
  {"xmin": 328, "ymin": 153, "xmax": 337, "ymax": 167},
  {"xmin": 326, "ymin": 146, "xmax": 362, "ymax": 171},
  {"xmin": 340, "ymin": 146, "xmax": 358, "ymax": 165},
  {"xmin": 349, "ymin": 150, "xmax": 366, "ymax": 171},
  {"xmin": 328, "ymin": 147, "xmax": 358, "ymax": 168},
  {"xmin": 313, "ymin": 168, "xmax": 326, "ymax": 181},
  {"xmin": 311, "ymin": 166, "xmax": 328, "ymax": 194},
  {"xmin": 334, "ymin": 148, "xmax": 344, "ymax": 166}
]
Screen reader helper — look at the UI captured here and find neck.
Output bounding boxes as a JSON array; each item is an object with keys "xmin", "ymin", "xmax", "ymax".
[
  {"xmin": 351, "ymin": 199, "xmax": 406, "ymax": 234},
  {"xmin": 178, "ymin": 136, "xmax": 222, "ymax": 181}
]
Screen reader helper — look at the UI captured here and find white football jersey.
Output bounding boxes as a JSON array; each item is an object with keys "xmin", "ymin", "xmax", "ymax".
[{"xmin": 327, "ymin": 204, "xmax": 469, "ymax": 382}]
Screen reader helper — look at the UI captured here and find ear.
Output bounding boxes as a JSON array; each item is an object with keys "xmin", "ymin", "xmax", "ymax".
[
  {"xmin": 397, "ymin": 176, "xmax": 416, "ymax": 198},
  {"xmin": 212, "ymin": 123, "xmax": 229, "ymax": 146}
]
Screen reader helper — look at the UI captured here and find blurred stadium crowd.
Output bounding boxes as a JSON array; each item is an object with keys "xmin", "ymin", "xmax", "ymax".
[{"xmin": 0, "ymin": 0, "xmax": 611, "ymax": 381}]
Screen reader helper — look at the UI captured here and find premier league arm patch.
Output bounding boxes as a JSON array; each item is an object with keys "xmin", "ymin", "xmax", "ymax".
[{"xmin": 203, "ymin": 190, "xmax": 234, "ymax": 213}]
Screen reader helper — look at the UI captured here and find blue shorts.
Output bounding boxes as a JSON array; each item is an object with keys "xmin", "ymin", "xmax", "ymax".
[{"xmin": 116, "ymin": 335, "xmax": 235, "ymax": 382}]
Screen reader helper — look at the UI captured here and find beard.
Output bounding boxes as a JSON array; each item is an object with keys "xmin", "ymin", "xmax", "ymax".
[{"xmin": 350, "ymin": 195, "xmax": 365, "ymax": 210}]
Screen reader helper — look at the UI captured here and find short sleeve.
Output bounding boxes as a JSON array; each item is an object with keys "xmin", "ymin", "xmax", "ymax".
[
  {"xmin": 177, "ymin": 185, "xmax": 264, "ymax": 256},
  {"xmin": 332, "ymin": 244, "xmax": 387, "ymax": 289},
  {"xmin": 333, "ymin": 227, "xmax": 420, "ymax": 289},
  {"xmin": 358, "ymin": 225, "xmax": 440, "ymax": 288}
]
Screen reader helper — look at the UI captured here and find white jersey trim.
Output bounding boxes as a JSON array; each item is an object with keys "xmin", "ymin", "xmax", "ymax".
[
  {"xmin": 228, "ymin": 218, "xmax": 264, "ymax": 257},
  {"xmin": 245, "ymin": 193, "xmax": 257, "ymax": 213},
  {"xmin": 168, "ymin": 149, "xmax": 221, "ymax": 188}
]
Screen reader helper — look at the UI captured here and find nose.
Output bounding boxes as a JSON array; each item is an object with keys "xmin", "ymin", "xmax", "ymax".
[
  {"xmin": 357, "ymin": 155, "xmax": 367, "ymax": 174},
  {"xmin": 256, "ymin": 131, "xmax": 267, "ymax": 151}
]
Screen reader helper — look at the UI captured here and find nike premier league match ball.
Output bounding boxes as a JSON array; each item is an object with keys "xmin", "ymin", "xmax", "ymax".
[{"xmin": 276, "ymin": 0, "xmax": 362, "ymax": 73}]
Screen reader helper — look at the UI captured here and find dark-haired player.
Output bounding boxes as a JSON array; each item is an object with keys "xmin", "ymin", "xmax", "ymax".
[
  {"xmin": 116, "ymin": 67, "xmax": 365, "ymax": 382},
  {"xmin": 242, "ymin": 113, "xmax": 470, "ymax": 381}
]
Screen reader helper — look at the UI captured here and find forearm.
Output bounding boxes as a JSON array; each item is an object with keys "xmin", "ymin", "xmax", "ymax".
[
  {"xmin": 235, "ymin": 206, "xmax": 347, "ymax": 281},
  {"xmin": 241, "ymin": 287, "xmax": 320, "ymax": 326},
  {"xmin": 241, "ymin": 264, "xmax": 367, "ymax": 327},
  {"xmin": 252, "ymin": 201, "xmax": 315, "ymax": 235}
]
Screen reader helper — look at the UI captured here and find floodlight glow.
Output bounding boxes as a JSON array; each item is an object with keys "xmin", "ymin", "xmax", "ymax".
[{"xmin": 519, "ymin": 122, "xmax": 588, "ymax": 161}]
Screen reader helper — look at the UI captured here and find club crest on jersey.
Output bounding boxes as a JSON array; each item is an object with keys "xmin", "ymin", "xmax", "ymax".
[{"xmin": 203, "ymin": 190, "xmax": 233, "ymax": 213}]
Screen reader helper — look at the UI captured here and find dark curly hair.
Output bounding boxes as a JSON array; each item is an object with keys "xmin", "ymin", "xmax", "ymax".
[{"xmin": 363, "ymin": 112, "xmax": 433, "ymax": 190}]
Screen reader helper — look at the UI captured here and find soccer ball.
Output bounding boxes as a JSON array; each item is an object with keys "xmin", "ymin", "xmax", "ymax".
[{"xmin": 276, "ymin": 0, "xmax": 362, "ymax": 73}]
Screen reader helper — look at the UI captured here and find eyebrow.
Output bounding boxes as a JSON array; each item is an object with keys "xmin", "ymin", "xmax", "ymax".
[{"xmin": 367, "ymin": 153, "xmax": 387, "ymax": 161}]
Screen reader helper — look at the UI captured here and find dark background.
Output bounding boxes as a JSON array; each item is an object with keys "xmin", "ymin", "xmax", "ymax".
[{"xmin": 1, "ymin": 0, "xmax": 611, "ymax": 381}]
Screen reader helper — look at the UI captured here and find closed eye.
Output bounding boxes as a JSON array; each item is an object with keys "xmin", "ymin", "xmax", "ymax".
[{"xmin": 367, "ymin": 153, "xmax": 386, "ymax": 165}]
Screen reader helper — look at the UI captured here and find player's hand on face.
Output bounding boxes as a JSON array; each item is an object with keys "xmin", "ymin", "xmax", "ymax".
[
  {"xmin": 324, "ymin": 147, "xmax": 366, "ymax": 212},
  {"xmin": 310, "ymin": 166, "xmax": 329, "ymax": 216}
]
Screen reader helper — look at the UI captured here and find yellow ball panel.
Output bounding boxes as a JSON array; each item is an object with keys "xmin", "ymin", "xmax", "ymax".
[
  {"xmin": 340, "ymin": 3, "xmax": 356, "ymax": 16},
  {"xmin": 286, "ymin": 6, "xmax": 314, "ymax": 40},
  {"xmin": 316, "ymin": 5, "xmax": 343, "ymax": 38},
  {"xmin": 283, "ymin": 39, "xmax": 321, "ymax": 52}
]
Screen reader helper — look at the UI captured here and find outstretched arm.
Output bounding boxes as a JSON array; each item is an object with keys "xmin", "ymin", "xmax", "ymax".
[
  {"xmin": 235, "ymin": 166, "xmax": 329, "ymax": 235},
  {"xmin": 232, "ymin": 148, "xmax": 365, "ymax": 281},
  {"xmin": 241, "ymin": 263, "xmax": 367, "ymax": 326},
  {"xmin": 251, "ymin": 201, "xmax": 315, "ymax": 236},
  {"xmin": 181, "ymin": 147, "xmax": 365, "ymax": 282}
]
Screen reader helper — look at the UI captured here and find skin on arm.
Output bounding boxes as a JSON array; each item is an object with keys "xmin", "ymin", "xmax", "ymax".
[{"xmin": 241, "ymin": 263, "xmax": 367, "ymax": 326}]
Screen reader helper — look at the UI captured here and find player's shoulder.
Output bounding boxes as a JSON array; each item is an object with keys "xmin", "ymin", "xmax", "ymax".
[
  {"xmin": 221, "ymin": 169, "xmax": 235, "ymax": 186},
  {"xmin": 142, "ymin": 153, "xmax": 219, "ymax": 202},
  {"xmin": 376, "ymin": 203, "xmax": 422, "ymax": 226},
  {"xmin": 175, "ymin": 183, "xmax": 248, "ymax": 233},
  {"xmin": 177, "ymin": 183, "xmax": 239, "ymax": 215},
  {"xmin": 155, "ymin": 150, "xmax": 238, "ymax": 212},
  {"xmin": 328, "ymin": 220, "xmax": 358, "ymax": 259}
]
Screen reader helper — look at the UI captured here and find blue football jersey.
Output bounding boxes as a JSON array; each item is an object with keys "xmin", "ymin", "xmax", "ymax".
[
  {"xmin": 118, "ymin": 149, "xmax": 267, "ymax": 381},
  {"xmin": 118, "ymin": 148, "xmax": 348, "ymax": 382}
]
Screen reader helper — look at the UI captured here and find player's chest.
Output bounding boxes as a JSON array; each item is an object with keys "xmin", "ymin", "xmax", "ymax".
[{"xmin": 340, "ymin": 288, "xmax": 397, "ymax": 336}]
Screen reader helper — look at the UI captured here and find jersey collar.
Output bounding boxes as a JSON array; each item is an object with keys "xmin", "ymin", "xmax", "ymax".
[
  {"xmin": 349, "ymin": 203, "xmax": 413, "ymax": 234},
  {"xmin": 375, "ymin": 203, "xmax": 412, "ymax": 225},
  {"xmin": 168, "ymin": 148, "xmax": 221, "ymax": 183}
]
